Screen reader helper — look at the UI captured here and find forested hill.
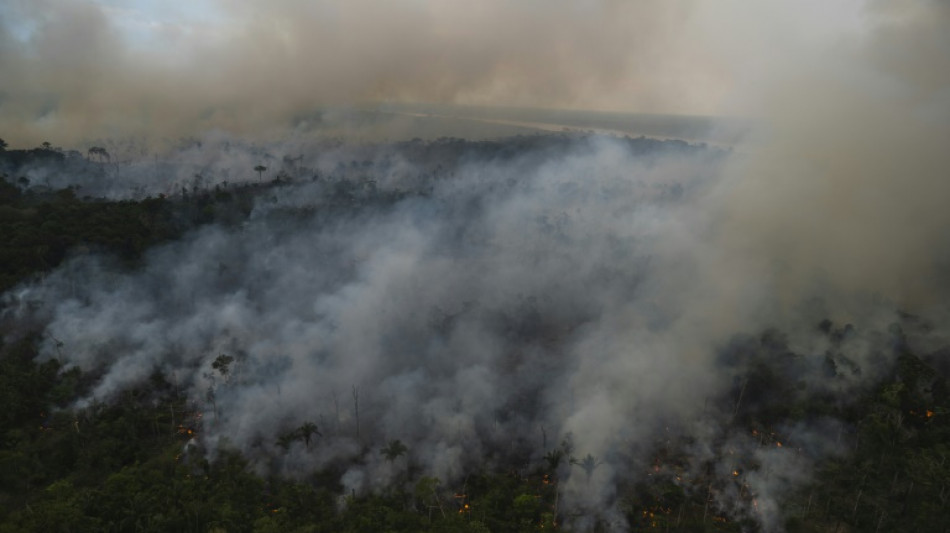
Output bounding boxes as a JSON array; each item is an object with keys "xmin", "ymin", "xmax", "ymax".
[{"xmin": 1, "ymin": 136, "xmax": 948, "ymax": 532}]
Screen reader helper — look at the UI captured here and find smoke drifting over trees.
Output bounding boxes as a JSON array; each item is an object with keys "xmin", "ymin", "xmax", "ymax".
[
  {"xmin": 2, "ymin": 129, "xmax": 946, "ymax": 529},
  {"xmin": 0, "ymin": 0, "xmax": 948, "ymax": 530}
]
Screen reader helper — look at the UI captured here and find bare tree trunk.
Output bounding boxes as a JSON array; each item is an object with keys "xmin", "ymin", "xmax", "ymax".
[
  {"xmin": 332, "ymin": 390, "xmax": 341, "ymax": 431},
  {"xmin": 875, "ymin": 509, "xmax": 886, "ymax": 533},
  {"xmin": 901, "ymin": 481, "xmax": 914, "ymax": 515},
  {"xmin": 352, "ymin": 385, "xmax": 360, "ymax": 441},
  {"xmin": 703, "ymin": 484, "xmax": 711, "ymax": 523},
  {"xmin": 432, "ymin": 485, "xmax": 446, "ymax": 518},
  {"xmin": 734, "ymin": 377, "xmax": 748, "ymax": 417}
]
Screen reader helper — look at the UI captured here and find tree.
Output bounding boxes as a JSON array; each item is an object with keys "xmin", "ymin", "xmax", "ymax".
[
  {"xmin": 296, "ymin": 422, "xmax": 321, "ymax": 450},
  {"xmin": 571, "ymin": 454, "xmax": 601, "ymax": 483},
  {"xmin": 211, "ymin": 354, "xmax": 235, "ymax": 383},
  {"xmin": 381, "ymin": 439, "xmax": 408, "ymax": 463},
  {"xmin": 254, "ymin": 165, "xmax": 267, "ymax": 181},
  {"xmin": 0, "ymin": 138, "xmax": 8, "ymax": 151},
  {"xmin": 87, "ymin": 146, "xmax": 110, "ymax": 162},
  {"xmin": 276, "ymin": 432, "xmax": 296, "ymax": 451},
  {"xmin": 352, "ymin": 385, "xmax": 360, "ymax": 441},
  {"xmin": 543, "ymin": 448, "xmax": 564, "ymax": 472}
]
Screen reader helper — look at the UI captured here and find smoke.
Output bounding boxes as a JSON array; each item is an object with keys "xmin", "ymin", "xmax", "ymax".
[
  {"xmin": 1, "ymin": 0, "xmax": 949, "ymax": 530},
  {"xmin": 6, "ymin": 129, "xmax": 940, "ymax": 529},
  {"xmin": 708, "ymin": 0, "xmax": 950, "ymax": 310},
  {"xmin": 2, "ymin": 136, "xmax": 729, "ymax": 523},
  {"xmin": 0, "ymin": 0, "xmax": 727, "ymax": 146}
]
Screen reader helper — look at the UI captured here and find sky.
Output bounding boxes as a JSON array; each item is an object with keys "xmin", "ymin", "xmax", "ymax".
[
  {"xmin": 0, "ymin": 0, "xmax": 887, "ymax": 147},
  {"xmin": 2, "ymin": 1, "xmax": 949, "ymax": 306}
]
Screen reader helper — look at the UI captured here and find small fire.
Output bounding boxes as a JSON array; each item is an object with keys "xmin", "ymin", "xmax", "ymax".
[
  {"xmin": 926, "ymin": 410, "xmax": 934, "ymax": 418},
  {"xmin": 732, "ymin": 470, "xmax": 739, "ymax": 477},
  {"xmin": 776, "ymin": 442, "xmax": 782, "ymax": 447}
]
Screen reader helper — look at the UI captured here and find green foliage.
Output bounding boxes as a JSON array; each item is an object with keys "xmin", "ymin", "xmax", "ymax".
[
  {"xmin": 0, "ymin": 175, "xmax": 184, "ymax": 293},
  {"xmin": 0, "ymin": 141, "xmax": 947, "ymax": 531},
  {"xmin": 381, "ymin": 439, "xmax": 408, "ymax": 462},
  {"xmin": 297, "ymin": 422, "xmax": 321, "ymax": 449},
  {"xmin": 212, "ymin": 353, "xmax": 235, "ymax": 381},
  {"xmin": 784, "ymin": 350, "xmax": 950, "ymax": 532}
]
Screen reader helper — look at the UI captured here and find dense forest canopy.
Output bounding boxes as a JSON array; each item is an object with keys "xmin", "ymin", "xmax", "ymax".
[{"xmin": 1, "ymin": 133, "xmax": 948, "ymax": 532}]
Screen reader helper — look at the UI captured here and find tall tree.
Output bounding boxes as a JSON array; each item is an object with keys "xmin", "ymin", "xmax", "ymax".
[
  {"xmin": 571, "ymin": 454, "xmax": 601, "ymax": 483},
  {"xmin": 296, "ymin": 422, "xmax": 321, "ymax": 450}
]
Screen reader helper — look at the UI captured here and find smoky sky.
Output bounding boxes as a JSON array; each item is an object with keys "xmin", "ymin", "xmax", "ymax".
[{"xmin": 0, "ymin": 0, "xmax": 833, "ymax": 146}]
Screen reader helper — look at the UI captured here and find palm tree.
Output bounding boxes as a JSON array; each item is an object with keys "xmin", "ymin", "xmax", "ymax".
[
  {"xmin": 296, "ymin": 422, "xmax": 321, "ymax": 450},
  {"xmin": 254, "ymin": 165, "xmax": 267, "ymax": 181},
  {"xmin": 543, "ymin": 448, "xmax": 565, "ymax": 472},
  {"xmin": 571, "ymin": 453, "xmax": 601, "ymax": 483}
]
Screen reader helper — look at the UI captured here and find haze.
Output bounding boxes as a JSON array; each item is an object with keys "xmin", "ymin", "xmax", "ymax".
[{"xmin": 0, "ymin": 0, "xmax": 878, "ymax": 145}]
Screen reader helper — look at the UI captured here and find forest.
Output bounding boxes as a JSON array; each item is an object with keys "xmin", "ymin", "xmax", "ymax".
[{"xmin": 0, "ymin": 136, "xmax": 948, "ymax": 532}]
